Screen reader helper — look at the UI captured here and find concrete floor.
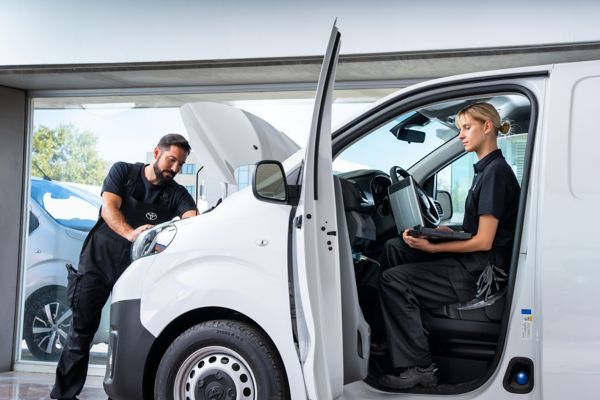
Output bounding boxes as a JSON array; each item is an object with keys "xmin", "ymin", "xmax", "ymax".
[{"xmin": 0, "ymin": 371, "xmax": 106, "ymax": 400}]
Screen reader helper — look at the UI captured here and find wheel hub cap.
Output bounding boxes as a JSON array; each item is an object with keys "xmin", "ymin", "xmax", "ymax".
[
  {"xmin": 175, "ymin": 346, "xmax": 257, "ymax": 400},
  {"xmin": 194, "ymin": 369, "xmax": 236, "ymax": 400}
]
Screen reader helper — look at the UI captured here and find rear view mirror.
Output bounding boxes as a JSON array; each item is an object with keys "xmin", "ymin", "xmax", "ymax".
[
  {"xmin": 252, "ymin": 161, "xmax": 287, "ymax": 203},
  {"xmin": 392, "ymin": 128, "xmax": 425, "ymax": 144},
  {"xmin": 390, "ymin": 112, "xmax": 428, "ymax": 144}
]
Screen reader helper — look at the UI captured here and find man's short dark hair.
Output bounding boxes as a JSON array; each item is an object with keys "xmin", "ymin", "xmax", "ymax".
[{"xmin": 157, "ymin": 133, "xmax": 192, "ymax": 155}]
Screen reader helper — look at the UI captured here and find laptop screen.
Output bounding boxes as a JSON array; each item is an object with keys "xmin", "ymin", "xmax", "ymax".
[{"xmin": 388, "ymin": 176, "xmax": 424, "ymax": 233}]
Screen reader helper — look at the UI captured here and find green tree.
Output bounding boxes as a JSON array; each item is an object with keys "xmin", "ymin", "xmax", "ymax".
[{"xmin": 32, "ymin": 124, "xmax": 107, "ymax": 185}]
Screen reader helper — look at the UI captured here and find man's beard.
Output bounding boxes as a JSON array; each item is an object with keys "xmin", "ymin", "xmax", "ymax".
[{"xmin": 153, "ymin": 162, "xmax": 175, "ymax": 184}]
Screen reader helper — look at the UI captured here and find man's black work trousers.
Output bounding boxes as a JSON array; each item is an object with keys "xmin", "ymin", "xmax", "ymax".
[
  {"xmin": 51, "ymin": 222, "xmax": 131, "ymax": 400},
  {"xmin": 50, "ymin": 270, "xmax": 111, "ymax": 399}
]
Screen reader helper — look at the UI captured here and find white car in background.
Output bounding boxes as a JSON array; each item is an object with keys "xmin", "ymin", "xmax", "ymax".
[{"xmin": 23, "ymin": 177, "xmax": 109, "ymax": 361}]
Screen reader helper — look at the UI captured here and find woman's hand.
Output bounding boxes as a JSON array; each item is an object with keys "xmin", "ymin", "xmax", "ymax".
[{"xmin": 402, "ymin": 229, "xmax": 436, "ymax": 252}]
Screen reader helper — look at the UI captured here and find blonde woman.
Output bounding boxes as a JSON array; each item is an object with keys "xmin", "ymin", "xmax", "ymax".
[{"xmin": 378, "ymin": 103, "xmax": 520, "ymax": 389}]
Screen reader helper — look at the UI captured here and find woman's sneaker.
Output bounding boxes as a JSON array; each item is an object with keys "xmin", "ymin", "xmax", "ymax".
[{"xmin": 379, "ymin": 363, "xmax": 439, "ymax": 389}]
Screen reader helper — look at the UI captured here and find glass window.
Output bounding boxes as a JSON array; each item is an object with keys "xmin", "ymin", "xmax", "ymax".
[
  {"xmin": 20, "ymin": 88, "xmax": 394, "ymax": 368},
  {"xmin": 437, "ymin": 133, "xmax": 529, "ymax": 225},
  {"xmin": 181, "ymin": 163, "xmax": 196, "ymax": 174},
  {"xmin": 436, "ymin": 97, "xmax": 530, "ymax": 225},
  {"xmin": 335, "ymin": 93, "xmax": 530, "ymax": 228},
  {"xmin": 31, "ymin": 179, "xmax": 100, "ymax": 231},
  {"xmin": 336, "ymin": 99, "xmax": 458, "ymax": 207},
  {"xmin": 335, "ymin": 106, "xmax": 459, "ymax": 174},
  {"xmin": 236, "ymin": 165, "xmax": 251, "ymax": 190}
]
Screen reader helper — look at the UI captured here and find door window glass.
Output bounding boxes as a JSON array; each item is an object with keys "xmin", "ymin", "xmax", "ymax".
[
  {"xmin": 335, "ymin": 93, "xmax": 530, "ymax": 226},
  {"xmin": 437, "ymin": 132, "xmax": 529, "ymax": 225}
]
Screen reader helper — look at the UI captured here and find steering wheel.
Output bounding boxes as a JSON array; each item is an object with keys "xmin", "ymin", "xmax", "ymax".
[{"xmin": 389, "ymin": 165, "xmax": 441, "ymax": 227}]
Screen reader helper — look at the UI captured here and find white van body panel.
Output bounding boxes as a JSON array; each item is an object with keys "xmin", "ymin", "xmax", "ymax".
[
  {"xmin": 536, "ymin": 60, "xmax": 600, "ymax": 400},
  {"xmin": 108, "ymin": 39, "xmax": 600, "ymax": 397},
  {"xmin": 112, "ymin": 189, "xmax": 307, "ymax": 399},
  {"xmin": 180, "ymin": 101, "xmax": 299, "ymax": 184}
]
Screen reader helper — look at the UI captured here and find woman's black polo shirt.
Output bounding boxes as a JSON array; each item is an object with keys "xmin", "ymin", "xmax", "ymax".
[{"xmin": 462, "ymin": 149, "xmax": 520, "ymax": 254}]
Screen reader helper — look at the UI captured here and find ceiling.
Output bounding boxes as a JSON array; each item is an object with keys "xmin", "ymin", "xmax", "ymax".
[{"xmin": 4, "ymin": 41, "xmax": 600, "ymax": 109}]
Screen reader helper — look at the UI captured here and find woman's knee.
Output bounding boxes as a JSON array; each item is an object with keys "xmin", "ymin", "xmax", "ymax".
[{"xmin": 380, "ymin": 266, "xmax": 413, "ymax": 289}]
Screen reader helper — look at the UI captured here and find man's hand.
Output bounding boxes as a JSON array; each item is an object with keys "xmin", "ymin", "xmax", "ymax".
[
  {"xmin": 127, "ymin": 224, "xmax": 153, "ymax": 242},
  {"xmin": 102, "ymin": 192, "xmax": 157, "ymax": 242},
  {"xmin": 181, "ymin": 209, "xmax": 198, "ymax": 219}
]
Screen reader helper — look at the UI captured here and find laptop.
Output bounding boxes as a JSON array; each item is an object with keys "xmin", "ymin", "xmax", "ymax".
[{"xmin": 388, "ymin": 176, "xmax": 472, "ymax": 241}]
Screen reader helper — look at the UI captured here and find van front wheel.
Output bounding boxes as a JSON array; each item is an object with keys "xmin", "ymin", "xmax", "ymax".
[{"xmin": 154, "ymin": 319, "xmax": 288, "ymax": 400}]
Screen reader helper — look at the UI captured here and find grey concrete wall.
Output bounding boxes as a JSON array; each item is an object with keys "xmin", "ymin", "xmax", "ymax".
[{"xmin": 0, "ymin": 86, "xmax": 26, "ymax": 371}]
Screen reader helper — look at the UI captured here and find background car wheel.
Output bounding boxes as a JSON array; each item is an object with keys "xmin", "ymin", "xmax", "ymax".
[
  {"xmin": 23, "ymin": 286, "xmax": 71, "ymax": 361},
  {"xmin": 154, "ymin": 319, "xmax": 288, "ymax": 400}
]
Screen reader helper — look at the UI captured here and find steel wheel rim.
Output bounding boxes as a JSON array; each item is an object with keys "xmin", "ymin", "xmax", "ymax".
[{"xmin": 173, "ymin": 345, "xmax": 257, "ymax": 400}]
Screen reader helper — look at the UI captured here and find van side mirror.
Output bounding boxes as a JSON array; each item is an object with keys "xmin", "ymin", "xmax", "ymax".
[
  {"xmin": 29, "ymin": 210, "xmax": 40, "ymax": 234},
  {"xmin": 252, "ymin": 160, "xmax": 288, "ymax": 203},
  {"xmin": 436, "ymin": 190, "xmax": 453, "ymax": 221}
]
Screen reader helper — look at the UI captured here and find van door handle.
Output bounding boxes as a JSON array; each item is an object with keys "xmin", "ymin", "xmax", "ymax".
[{"xmin": 294, "ymin": 215, "xmax": 302, "ymax": 229}]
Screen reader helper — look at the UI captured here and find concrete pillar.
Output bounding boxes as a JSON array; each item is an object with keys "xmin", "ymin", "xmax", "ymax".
[{"xmin": 0, "ymin": 86, "xmax": 27, "ymax": 371}]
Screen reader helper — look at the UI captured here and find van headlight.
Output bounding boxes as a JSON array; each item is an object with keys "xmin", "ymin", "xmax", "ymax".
[{"xmin": 131, "ymin": 221, "xmax": 178, "ymax": 261}]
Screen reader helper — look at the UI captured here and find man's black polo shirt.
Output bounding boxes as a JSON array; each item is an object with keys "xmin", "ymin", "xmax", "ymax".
[{"xmin": 462, "ymin": 149, "xmax": 520, "ymax": 256}]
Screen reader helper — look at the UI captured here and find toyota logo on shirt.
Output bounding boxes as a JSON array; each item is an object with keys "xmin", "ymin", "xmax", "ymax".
[{"xmin": 145, "ymin": 212, "xmax": 158, "ymax": 221}]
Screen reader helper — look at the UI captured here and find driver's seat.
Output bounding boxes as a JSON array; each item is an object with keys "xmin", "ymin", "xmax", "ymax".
[{"xmin": 421, "ymin": 281, "xmax": 507, "ymax": 360}]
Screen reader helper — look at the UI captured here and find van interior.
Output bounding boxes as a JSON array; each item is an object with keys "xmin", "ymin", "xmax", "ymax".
[{"xmin": 332, "ymin": 93, "xmax": 532, "ymax": 393}]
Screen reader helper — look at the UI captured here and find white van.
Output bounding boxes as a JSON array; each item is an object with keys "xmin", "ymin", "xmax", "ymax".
[{"xmin": 103, "ymin": 26, "xmax": 600, "ymax": 400}]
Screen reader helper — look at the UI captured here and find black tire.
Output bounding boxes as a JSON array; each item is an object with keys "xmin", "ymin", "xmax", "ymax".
[
  {"xmin": 23, "ymin": 286, "xmax": 72, "ymax": 361},
  {"xmin": 154, "ymin": 319, "xmax": 288, "ymax": 400}
]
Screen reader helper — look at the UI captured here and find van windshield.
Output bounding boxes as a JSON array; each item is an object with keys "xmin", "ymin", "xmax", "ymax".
[
  {"xmin": 31, "ymin": 178, "xmax": 100, "ymax": 231},
  {"xmin": 334, "ymin": 110, "xmax": 457, "ymax": 173}
]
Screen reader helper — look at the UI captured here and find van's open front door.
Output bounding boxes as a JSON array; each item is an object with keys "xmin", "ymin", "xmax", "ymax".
[{"xmin": 293, "ymin": 24, "xmax": 343, "ymax": 399}]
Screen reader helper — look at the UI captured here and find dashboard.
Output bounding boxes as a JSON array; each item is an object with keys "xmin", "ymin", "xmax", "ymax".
[
  {"xmin": 337, "ymin": 169, "xmax": 390, "ymax": 206},
  {"xmin": 336, "ymin": 169, "xmax": 396, "ymax": 236}
]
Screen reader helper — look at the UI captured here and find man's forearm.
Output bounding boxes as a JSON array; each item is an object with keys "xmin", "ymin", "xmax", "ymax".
[
  {"xmin": 101, "ymin": 205, "xmax": 135, "ymax": 241},
  {"xmin": 181, "ymin": 209, "xmax": 198, "ymax": 219}
]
